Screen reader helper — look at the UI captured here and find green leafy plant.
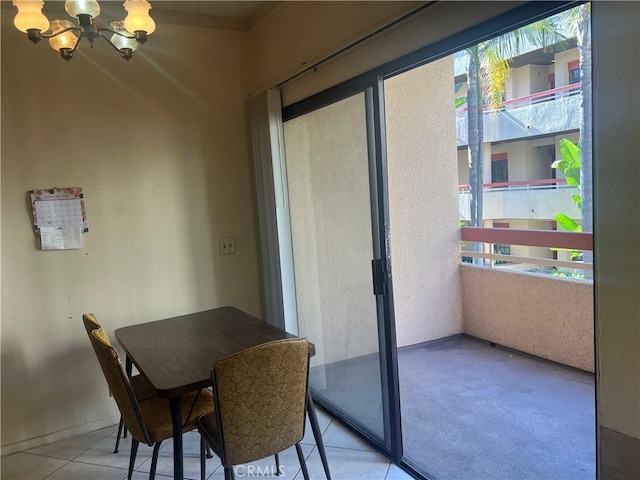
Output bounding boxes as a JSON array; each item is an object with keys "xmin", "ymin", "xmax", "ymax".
[
  {"xmin": 552, "ymin": 139, "xmax": 582, "ymax": 232},
  {"xmin": 551, "ymin": 138, "xmax": 584, "ymax": 268}
]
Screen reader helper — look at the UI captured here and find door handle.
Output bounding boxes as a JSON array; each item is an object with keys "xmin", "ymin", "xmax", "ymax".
[{"xmin": 371, "ymin": 258, "xmax": 386, "ymax": 296}]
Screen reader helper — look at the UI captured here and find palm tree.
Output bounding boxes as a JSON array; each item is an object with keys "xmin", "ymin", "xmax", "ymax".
[
  {"xmin": 464, "ymin": 18, "xmax": 566, "ymax": 238},
  {"xmin": 561, "ymin": 4, "xmax": 592, "ymax": 273}
]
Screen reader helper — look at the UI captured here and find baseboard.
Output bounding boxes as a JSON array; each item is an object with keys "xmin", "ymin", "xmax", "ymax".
[
  {"xmin": 600, "ymin": 426, "xmax": 640, "ymax": 480},
  {"xmin": 1, "ymin": 416, "xmax": 119, "ymax": 456}
]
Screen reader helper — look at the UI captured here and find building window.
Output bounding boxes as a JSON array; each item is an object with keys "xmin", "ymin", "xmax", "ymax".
[
  {"xmin": 491, "ymin": 153, "xmax": 508, "ymax": 184},
  {"xmin": 568, "ymin": 60, "xmax": 581, "ymax": 84},
  {"xmin": 493, "ymin": 222, "xmax": 510, "ymax": 264}
]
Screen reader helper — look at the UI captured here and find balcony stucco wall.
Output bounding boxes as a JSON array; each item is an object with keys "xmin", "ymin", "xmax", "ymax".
[
  {"xmin": 456, "ymin": 94, "xmax": 581, "ymax": 146},
  {"xmin": 284, "ymin": 94, "xmax": 379, "ymax": 366},
  {"xmin": 461, "ymin": 265, "xmax": 594, "ymax": 372},
  {"xmin": 386, "ymin": 57, "xmax": 464, "ymax": 348},
  {"xmin": 459, "ymin": 187, "xmax": 581, "ymax": 222}
]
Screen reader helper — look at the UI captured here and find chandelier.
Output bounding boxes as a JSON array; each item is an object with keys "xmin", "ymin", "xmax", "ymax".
[{"xmin": 12, "ymin": 0, "xmax": 156, "ymax": 61}]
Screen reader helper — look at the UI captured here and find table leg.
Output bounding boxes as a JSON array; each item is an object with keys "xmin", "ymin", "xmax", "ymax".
[
  {"xmin": 169, "ymin": 396, "xmax": 184, "ymax": 480},
  {"xmin": 306, "ymin": 391, "xmax": 331, "ymax": 480}
]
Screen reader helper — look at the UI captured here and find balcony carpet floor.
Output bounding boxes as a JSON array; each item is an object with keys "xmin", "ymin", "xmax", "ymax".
[{"xmin": 313, "ymin": 335, "xmax": 595, "ymax": 480}]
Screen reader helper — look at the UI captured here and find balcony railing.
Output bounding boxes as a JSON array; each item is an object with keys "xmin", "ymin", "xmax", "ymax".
[
  {"xmin": 458, "ymin": 178, "xmax": 568, "ymax": 193},
  {"xmin": 461, "ymin": 226, "xmax": 593, "ymax": 275},
  {"xmin": 455, "ymin": 83, "xmax": 581, "ymax": 118}
]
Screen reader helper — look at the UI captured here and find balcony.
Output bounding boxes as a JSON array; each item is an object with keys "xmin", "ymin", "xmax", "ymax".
[
  {"xmin": 456, "ymin": 84, "xmax": 582, "ymax": 146},
  {"xmin": 459, "ymin": 226, "xmax": 593, "ymax": 371},
  {"xmin": 459, "ymin": 178, "xmax": 582, "ymax": 221}
]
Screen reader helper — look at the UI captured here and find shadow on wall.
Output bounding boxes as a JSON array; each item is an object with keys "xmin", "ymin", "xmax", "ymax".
[{"xmin": 1, "ymin": 336, "xmax": 117, "ymax": 448}]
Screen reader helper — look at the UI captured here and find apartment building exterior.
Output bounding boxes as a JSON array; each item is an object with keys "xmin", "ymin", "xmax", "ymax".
[{"xmin": 455, "ymin": 35, "xmax": 585, "ymax": 269}]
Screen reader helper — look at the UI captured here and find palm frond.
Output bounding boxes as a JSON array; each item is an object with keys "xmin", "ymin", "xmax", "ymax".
[{"xmin": 472, "ymin": 18, "xmax": 567, "ymax": 111}]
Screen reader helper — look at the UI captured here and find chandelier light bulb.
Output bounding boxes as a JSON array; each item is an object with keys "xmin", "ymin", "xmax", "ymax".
[
  {"xmin": 48, "ymin": 19, "xmax": 79, "ymax": 51},
  {"xmin": 65, "ymin": 0, "xmax": 100, "ymax": 18},
  {"xmin": 13, "ymin": 0, "xmax": 50, "ymax": 33},
  {"xmin": 123, "ymin": 0, "xmax": 155, "ymax": 35}
]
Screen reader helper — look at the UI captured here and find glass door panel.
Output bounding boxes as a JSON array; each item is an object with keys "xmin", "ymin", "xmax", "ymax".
[{"xmin": 283, "ymin": 92, "xmax": 386, "ymax": 441}]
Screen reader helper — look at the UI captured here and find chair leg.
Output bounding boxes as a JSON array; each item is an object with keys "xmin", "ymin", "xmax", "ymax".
[
  {"xmin": 224, "ymin": 466, "xmax": 235, "ymax": 480},
  {"xmin": 224, "ymin": 466, "xmax": 236, "ymax": 480},
  {"xmin": 275, "ymin": 453, "xmax": 281, "ymax": 476},
  {"xmin": 200, "ymin": 437, "xmax": 206, "ymax": 480},
  {"xmin": 114, "ymin": 417, "xmax": 124, "ymax": 454},
  {"xmin": 295, "ymin": 443, "xmax": 310, "ymax": 480},
  {"xmin": 149, "ymin": 441, "xmax": 161, "ymax": 480},
  {"xmin": 128, "ymin": 439, "xmax": 139, "ymax": 480}
]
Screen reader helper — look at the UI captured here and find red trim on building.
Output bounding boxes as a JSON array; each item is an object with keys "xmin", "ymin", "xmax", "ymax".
[
  {"xmin": 568, "ymin": 60, "xmax": 580, "ymax": 70},
  {"xmin": 493, "ymin": 222, "xmax": 510, "ymax": 228},
  {"xmin": 461, "ymin": 227, "xmax": 593, "ymax": 251},
  {"xmin": 491, "ymin": 153, "xmax": 508, "ymax": 162}
]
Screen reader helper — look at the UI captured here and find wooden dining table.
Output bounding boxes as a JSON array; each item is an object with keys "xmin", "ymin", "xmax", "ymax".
[{"xmin": 115, "ymin": 306, "xmax": 331, "ymax": 480}]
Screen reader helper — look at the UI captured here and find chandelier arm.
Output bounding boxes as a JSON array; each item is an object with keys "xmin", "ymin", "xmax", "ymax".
[
  {"xmin": 98, "ymin": 28, "xmax": 135, "ymax": 40},
  {"xmin": 39, "ymin": 26, "xmax": 82, "ymax": 40},
  {"xmin": 99, "ymin": 32, "xmax": 134, "ymax": 60}
]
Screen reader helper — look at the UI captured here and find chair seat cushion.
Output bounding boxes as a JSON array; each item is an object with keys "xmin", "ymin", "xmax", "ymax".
[{"xmin": 140, "ymin": 389, "xmax": 214, "ymax": 444}]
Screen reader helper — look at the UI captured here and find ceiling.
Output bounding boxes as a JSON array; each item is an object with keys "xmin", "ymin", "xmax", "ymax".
[
  {"xmin": 149, "ymin": 1, "xmax": 276, "ymax": 30},
  {"xmin": 152, "ymin": 1, "xmax": 265, "ymax": 19}
]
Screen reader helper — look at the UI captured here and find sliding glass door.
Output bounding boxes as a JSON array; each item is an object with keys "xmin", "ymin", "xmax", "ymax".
[{"xmin": 282, "ymin": 89, "xmax": 397, "ymax": 449}]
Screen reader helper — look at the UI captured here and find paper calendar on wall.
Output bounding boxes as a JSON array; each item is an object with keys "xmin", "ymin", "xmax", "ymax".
[{"xmin": 30, "ymin": 187, "xmax": 88, "ymax": 250}]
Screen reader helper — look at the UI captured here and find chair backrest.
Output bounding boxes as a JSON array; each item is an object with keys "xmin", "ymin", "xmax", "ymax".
[
  {"xmin": 213, "ymin": 338, "xmax": 309, "ymax": 466},
  {"xmin": 88, "ymin": 328, "xmax": 153, "ymax": 446},
  {"xmin": 82, "ymin": 313, "xmax": 101, "ymax": 337}
]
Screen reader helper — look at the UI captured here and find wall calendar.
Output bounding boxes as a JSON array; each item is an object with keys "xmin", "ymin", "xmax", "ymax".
[{"xmin": 29, "ymin": 187, "xmax": 88, "ymax": 250}]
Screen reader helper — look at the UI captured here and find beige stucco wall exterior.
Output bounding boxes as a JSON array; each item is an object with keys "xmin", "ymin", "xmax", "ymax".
[
  {"xmin": 385, "ymin": 58, "xmax": 463, "ymax": 348},
  {"xmin": 1, "ymin": 17, "xmax": 261, "ymax": 451},
  {"xmin": 461, "ymin": 265, "xmax": 594, "ymax": 372},
  {"xmin": 283, "ymin": 94, "xmax": 379, "ymax": 365}
]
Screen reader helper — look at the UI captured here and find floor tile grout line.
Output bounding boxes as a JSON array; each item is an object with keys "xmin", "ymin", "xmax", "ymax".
[
  {"xmin": 8, "ymin": 418, "xmax": 395, "ymax": 480},
  {"xmin": 41, "ymin": 457, "xmax": 72, "ymax": 480}
]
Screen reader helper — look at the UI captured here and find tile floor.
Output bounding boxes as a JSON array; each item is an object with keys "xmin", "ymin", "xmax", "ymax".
[{"xmin": 1, "ymin": 408, "xmax": 413, "ymax": 480}]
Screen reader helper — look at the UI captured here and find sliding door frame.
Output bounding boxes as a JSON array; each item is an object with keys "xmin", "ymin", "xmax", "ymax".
[{"xmin": 275, "ymin": 1, "xmax": 581, "ymax": 476}]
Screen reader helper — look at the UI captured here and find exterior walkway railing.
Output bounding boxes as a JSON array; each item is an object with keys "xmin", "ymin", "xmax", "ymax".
[
  {"xmin": 458, "ymin": 177, "xmax": 569, "ymax": 193},
  {"xmin": 455, "ymin": 83, "xmax": 581, "ymax": 118}
]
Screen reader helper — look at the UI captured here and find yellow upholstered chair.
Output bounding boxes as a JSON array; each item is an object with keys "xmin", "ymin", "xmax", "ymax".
[
  {"xmin": 82, "ymin": 313, "xmax": 155, "ymax": 453},
  {"xmin": 88, "ymin": 327, "xmax": 214, "ymax": 480},
  {"xmin": 197, "ymin": 338, "xmax": 311, "ymax": 480}
]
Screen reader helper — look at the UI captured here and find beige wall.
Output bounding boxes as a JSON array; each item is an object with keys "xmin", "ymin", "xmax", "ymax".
[
  {"xmin": 592, "ymin": 1, "xmax": 640, "ymax": 442},
  {"xmin": 554, "ymin": 48, "xmax": 580, "ymax": 88},
  {"xmin": 385, "ymin": 58, "xmax": 463, "ymax": 347},
  {"xmin": 1, "ymin": 15, "xmax": 261, "ymax": 451},
  {"xmin": 461, "ymin": 265, "xmax": 594, "ymax": 371},
  {"xmin": 247, "ymin": 1, "xmax": 419, "ymax": 94}
]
